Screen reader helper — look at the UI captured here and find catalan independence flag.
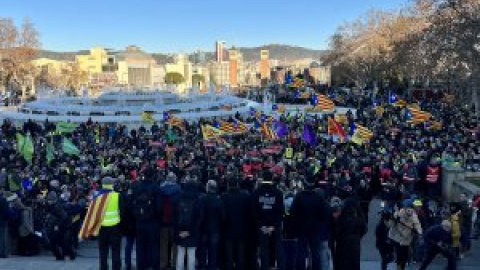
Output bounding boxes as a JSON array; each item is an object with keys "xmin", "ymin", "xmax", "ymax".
[
  {"xmin": 261, "ymin": 123, "xmax": 278, "ymax": 140},
  {"xmin": 79, "ymin": 192, "xmax": 112, "ymax": 240},
  {"xmin": 406, "ymin": 106, "xmax": 432, "ymax": 123},
  {"xmin": 214, "ymin": 119, "xmax": 249, "ymax": 134},
  {"xmin": 201, "ymin": 125, "xmax": 229, "ymax": 146},
  {"xmin": 314, "ymin": 94, "xmax": 335, "ymax": 111},
  {"xmin": 350, "ymin": 123, "xmax": 373, "ymax": 145},
  {"xmin": 163, "ymin": 112, "xmax": 186, "ymax": 130}
]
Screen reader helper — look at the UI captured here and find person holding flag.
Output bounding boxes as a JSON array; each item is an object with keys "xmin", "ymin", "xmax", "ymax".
[{"xmin": 79, "ymin": 177, "xmax": 125, "ymax": 270}]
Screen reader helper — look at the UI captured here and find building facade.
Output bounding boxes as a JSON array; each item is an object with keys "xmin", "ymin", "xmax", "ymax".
[
  {"xmin": 215, "ymin": 41, "xmax": 227, "ymax": 63},
  {"xmin": 260, "ymin": 50, "xmax": 270, "ymax": 86}
]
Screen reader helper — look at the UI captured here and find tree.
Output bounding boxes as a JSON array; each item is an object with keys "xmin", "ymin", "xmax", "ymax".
[
  {"xmin": 192, "ymin": 74, "xmax": 205, "ymax": 87},
  {"xmin": 164, "ymin": 72, "xmax": 185, "ymax": 85},
  {"xmin": 0, "ymin": 17, "xmax": 40, "ymax": 98}
]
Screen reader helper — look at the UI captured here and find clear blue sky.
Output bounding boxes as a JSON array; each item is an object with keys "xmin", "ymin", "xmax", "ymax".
[{"xmin": 3, "ymin": 0, "xmax": 407, "ymax": 53}]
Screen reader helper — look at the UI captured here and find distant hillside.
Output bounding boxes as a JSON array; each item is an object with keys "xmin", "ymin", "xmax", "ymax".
[
  {"xmin": 237, "ymin": 44, "xmax": 325, "ymax": 61},
  {"xmin": 35, "ymin": 44, "xmax": 325, "ymax": 63}
]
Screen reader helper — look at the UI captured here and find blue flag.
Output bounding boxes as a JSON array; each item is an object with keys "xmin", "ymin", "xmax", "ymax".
[
  {"xmin": 311, "ymin": 93, "xmax": 318, "ymax": 105},
  {"xmin": 294, "ymin": 91, "xmax": 301, "ymax": 99},
  {"xmin": 405, "ymin": 108, "xmax": 412, "ymax": 120},
  {"xmin": 349, "ymin": 122, "xmax": 356, "ymax": 136},
  {"xmin": 302, "ymin": 124, "xmax": 317, "ymax": 146},
  {"xmin": 273, "ymin": 121, "xmax": 288, "ymax": 138},
  {"xmin": 272, "ymin": 104, "xmax": 278, "ymax": 111},
  {"xmin": 389, "ymin": 93, "xmax": 397, "ymax": 104},
  {"xmin": 163, "ymin": 112, "xmax": 171, "ymax": 121},
  {"xmin": 254, "ymin": 118, "xmax": 261, "ymax": 130}
]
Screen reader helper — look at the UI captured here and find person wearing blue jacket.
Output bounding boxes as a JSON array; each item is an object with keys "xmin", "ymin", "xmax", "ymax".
[{"xmin": 419, "ymin": 220, "xmax": 456, "ymax": 270}]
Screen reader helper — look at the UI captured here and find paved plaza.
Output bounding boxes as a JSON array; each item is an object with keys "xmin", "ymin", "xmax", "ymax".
[{"xmin": 0, "ymin": 199, "xmax": 478, "ymax": 270}]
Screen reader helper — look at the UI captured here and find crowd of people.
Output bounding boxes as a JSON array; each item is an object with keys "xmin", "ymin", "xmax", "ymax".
[{"xmin": 0, "ymin": 88, "xmax": 480, "ymax": 270}]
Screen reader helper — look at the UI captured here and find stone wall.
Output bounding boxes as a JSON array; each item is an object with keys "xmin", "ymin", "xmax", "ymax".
[{"xmin": 443, "ymin": 167, "xmax": 480, "ymax": 201}]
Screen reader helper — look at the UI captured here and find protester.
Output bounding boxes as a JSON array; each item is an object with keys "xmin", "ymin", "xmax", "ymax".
[
  {"xmin": 375, "ymin": 210, "xmax": 394, "ymax": 270},
  {"xmin": 388, "ymin": 199, "xmax": 423, "ymax": 270},
  {"xmin": 132, "ymin": 167, "xmax": 162, "ymax": 270},
  {"xmin": 198, "ymin": 180, "xmax": 224, "ymax": 270},
  {"xmin": 160, "ymin": 171, "xmax": 181, "ymax": 270},
  {"xmin": 174, "ymin": 175, "xmax": 203, "ymax": 270},
  {"xmin": 332, "ymin": 197, "xmax": 367, "ymax": 270},
  {"xmin": 253, "ymin": 170, "xmax": 285, "ymax": 270},
  {"xmin": 44, "ymin": 191, "xmax": 75, "ymax": 261},
  {"xmin": 0, "ymin": 188, "xmax": 9, "ymax": 258},
  {"xmin": 419, "ymin": 220, "xmax": 456, "ymax": 270},
  {"xmin": 290, "ymin": 175, "xmax": 330, "ymax": 270}
]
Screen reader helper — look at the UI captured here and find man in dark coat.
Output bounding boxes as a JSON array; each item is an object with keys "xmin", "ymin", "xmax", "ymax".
[
  {"xmin": 334, "ymin": 198, "xmax": 367, "ymax": 270},
  {"xmin": 253, "ymin": 171, "xmax": 285, "ymax": 270},
  {"xmin": 222, "ymin": 177, "xmax": 253, "ymax": 270},
  {"xmin": 132, "ymin": 168, "xmax": 162, "ymax": 270},
  {"xmin": 290, "ymin": 176, "xmax": 330, "ymax": 270},
  {"xmin": 44, "ymin": 191, "xmax": 76, "ymax": 261},
  {"xmin": 198, "ymin": 180, "xmax": 224, "ymax": 270},
  {"xmin": 174, "ymin": 175, "xmax": 204, "ymax": 270},
  {"xmin": 0, "ymin": 188, "xmax": 9, "ymax": 258}
]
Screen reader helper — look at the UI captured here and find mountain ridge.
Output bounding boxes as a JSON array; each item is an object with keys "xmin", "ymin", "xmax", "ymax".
[{"xmin": 36, "ymin": 44, "xmax": 325, "ymax": 64}]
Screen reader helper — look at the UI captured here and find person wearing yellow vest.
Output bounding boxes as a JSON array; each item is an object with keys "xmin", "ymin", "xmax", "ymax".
[
  {"xmin": 284, "ymin": 146, "xmax": 294, "ymax": 162},
  {"xmin": 99, "ymin": 176, "xmax": 124, "ymax": 270}
]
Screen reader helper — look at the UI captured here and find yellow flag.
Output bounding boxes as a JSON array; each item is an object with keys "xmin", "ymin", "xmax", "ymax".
[{"xmin": 141, "ymin": 112, "xmax": 155, "ymax": 123}]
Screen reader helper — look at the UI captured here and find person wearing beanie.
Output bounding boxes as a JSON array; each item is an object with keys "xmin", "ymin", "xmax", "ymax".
[
  {"xmin": 419, "ymin": 220, "xmax": 456, "ymax": 270},
  {"xmin": 253, "ymin": 170, "xmax": 285, "ymax": 270},
  {"xmin": 198, "ymin": 180, "xmax": 224, "ymax": 270}
]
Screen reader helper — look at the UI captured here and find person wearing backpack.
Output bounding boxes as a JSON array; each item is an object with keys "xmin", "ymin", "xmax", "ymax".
[
  {"xmin": 132, "ymin": 167, "xmax": 162, "ymax": 270},
  {"xmin": 160, "ymin": 172, "xmax": 181, "ymax": 270},
  {"xmin": 174, "ymin": 175, "xmax": 204, "ymax": 270},
  {"xmin": 198, "ymin": 180, "xmax": 224, "ymax": 270}
]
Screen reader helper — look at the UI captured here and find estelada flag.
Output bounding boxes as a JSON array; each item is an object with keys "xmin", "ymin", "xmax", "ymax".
[{"xmin": 78, "ymin": 191, "xmax": 112, "ymax": 240}]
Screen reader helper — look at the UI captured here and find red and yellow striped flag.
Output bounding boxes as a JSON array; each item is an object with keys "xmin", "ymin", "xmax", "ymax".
[
  {"xmin": 78, "ymin": 192, "xmax": 111, "ymax": 240},
  {"xmin": 261, "ymin": 123, "xmax": 278, "ymax": 140},
  {"xmin": 314, "ymin": 94, "xmax": 335, "ymax": 111},
  {"xmin": 167, "ymin": 117, "xmax": 186, "ymax": 131},
  {"xmin": 218, "ymin": 120, "xmax": 249, "ymax": 134},
  {"xmin": 407, "ymin": 106, "xmax": 432, "ymax": 123}
]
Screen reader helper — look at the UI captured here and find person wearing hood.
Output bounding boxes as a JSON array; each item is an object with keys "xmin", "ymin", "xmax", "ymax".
[
  {"xmin": 174, "ymin": 173, "xmax": 204, "ymax": 270},
  {"xmin": 160, "ymin": 171, "xmax": 182, "ymax": 270},
  {"xmin": 253, "ymin": 170, "xmax": 285, "ymax": 270}
]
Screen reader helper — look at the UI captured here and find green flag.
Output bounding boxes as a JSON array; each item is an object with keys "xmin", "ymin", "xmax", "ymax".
[
  {"xmin": 23, "ymin": 134, "xmax": 34, "ymax": 163},
  {"xmin": 16, "ymin": 133, "xmax": 34, "ymax": 163},
  {"xmin": 16, "ymin": 133, "xmax": 25, "ymax": 152},
  {"xmin": 166, "ymin": 128, "xmax": 178, "ymax": 143},
  {"xmin": 56, "ymin": 121, "xmax": 78, "ymax": 134},
  {"xmin": 62, "ymin": 137, "xmax": 81, "ymax": 156},
  {"xmin": 46, "ymin": 141, "xmax": 55, "ymax": 164}
]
